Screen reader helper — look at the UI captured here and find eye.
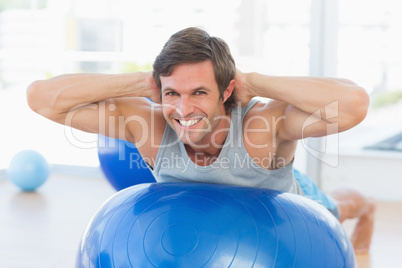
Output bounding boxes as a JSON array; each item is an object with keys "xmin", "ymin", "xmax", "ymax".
[
  {"xmin": 195, "ymin": 90, "xmax": 206, "ymax": 95},
  {"xmin": 165, "ymin": 91, "xmax": 178, "ymax": 97}
]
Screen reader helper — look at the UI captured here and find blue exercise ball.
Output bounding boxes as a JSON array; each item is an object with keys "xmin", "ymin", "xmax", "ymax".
[
  {"xmin": 7, "ymin": 150, "xmax": 50, "ymax": 191},
  {"xmin": 76, "ymin": 183, "xmax": 356, "ymax": 268},
  {"xmin": 97, "ymin": 135, "xmax": 155, "ymax": 191}
]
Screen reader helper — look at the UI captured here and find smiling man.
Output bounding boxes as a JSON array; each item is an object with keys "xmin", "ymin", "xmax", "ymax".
[
  {"xmin": 27, "ymin": 27, "xmax": 375, "ymax": 254},
  {"xmin": 160, "ymin": 61, "xmax": 231, "ymax": 150}
]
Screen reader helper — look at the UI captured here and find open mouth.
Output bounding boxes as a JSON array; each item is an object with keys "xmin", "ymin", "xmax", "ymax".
[{"xmin": 176, "ymin": 118, "xmax": 202, "ymax": 127}]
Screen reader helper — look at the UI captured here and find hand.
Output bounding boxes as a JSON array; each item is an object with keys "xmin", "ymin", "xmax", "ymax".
[
  {"xmin": 233, "ymin": 69, "xmax": 254, "ymax": 107},
  {"xmin": 144, "ymin": 72, "xmax": 161, "ymax": 103}
]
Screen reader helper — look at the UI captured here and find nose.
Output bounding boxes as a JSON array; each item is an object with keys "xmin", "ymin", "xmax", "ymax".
[{"xmin": 176, "ymin": 95, "xmax": 194, "ymax": 117}]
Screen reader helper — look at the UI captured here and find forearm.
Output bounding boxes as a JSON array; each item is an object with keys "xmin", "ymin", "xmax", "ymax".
[
  {"xmin": 27, "ymin": 72, "xmax": 155, "ymax": 119},
  {"xmin": 246, "ymin": 72, "xmax": 369, "ymax": 124}
]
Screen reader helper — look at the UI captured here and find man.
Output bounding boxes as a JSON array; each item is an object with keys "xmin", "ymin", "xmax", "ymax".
[{"xmin": 27, "ymin": 27, "xmax": 375, "ymax": 254}]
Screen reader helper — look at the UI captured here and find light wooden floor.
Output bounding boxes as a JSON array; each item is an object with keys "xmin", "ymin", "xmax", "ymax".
[
  {"xmin": 0, "ymin": 173, "xmax": 115, "ymax": 268},
  {"xmin": 1, "ymin": 173, "xmax": 401, "ymax": 268},
  {"xmin": 343, "ymin": 201, "xmax": 402, "ymax": 268}
]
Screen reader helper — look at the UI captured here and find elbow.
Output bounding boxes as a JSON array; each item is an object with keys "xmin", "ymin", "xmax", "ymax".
[
  {"xmin": 26, "ymin": 80, "xmax": 57, "ymax": 119},
  {"xmin": 26, "ymin": 80, "xmax": 43, "ymax": 113},
  {"xmin": 350, "ymin": 86, "xmax": 370, "ymax": 126}
]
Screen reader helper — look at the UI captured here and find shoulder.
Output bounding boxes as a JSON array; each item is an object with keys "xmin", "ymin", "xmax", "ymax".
[
  {"xmin": 113, "ymin": 97, "xmax": 166, "ymax": 164},
  {"xmin": 241, "ymin": 100, "xmax": 281, "ymax": 152},
  {"xmin": 241, "ymin": 99, "xmax": 297, "ymax": 168}
]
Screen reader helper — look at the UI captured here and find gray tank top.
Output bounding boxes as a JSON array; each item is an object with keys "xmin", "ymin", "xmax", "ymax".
[{"xmin": 152, "ymin": 99, "xmax": 303, "ymax": 194}]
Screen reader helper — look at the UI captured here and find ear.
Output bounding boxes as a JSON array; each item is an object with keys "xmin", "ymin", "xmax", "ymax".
[{"xmin": 223, "ymin": 79, "xmax": 235, "ymax": 102}]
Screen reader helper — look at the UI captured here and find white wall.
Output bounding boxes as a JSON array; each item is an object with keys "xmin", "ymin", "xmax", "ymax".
[{"xmin": 321, "ymin": 151, "xmax": 402, "ymax": 202}]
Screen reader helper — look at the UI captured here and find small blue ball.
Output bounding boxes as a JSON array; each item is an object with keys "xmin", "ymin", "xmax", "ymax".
[{"xmin": 7, "ymin": 150, "xmax": 50, "ymax": 191}]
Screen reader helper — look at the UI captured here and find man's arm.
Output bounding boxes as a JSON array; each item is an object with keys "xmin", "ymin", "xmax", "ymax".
[
  {"xmin": 26, "ymin": 72, "xmax": 161, "ymax": 143},
  {"xmin": 235, "ymin": 71, "xmax": 370, "ymax": 141}
]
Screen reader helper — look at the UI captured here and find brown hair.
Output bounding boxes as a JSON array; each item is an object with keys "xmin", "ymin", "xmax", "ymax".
[{"xmin": 153, "ymin": 27, "xmax": 236, "ymax": 114}]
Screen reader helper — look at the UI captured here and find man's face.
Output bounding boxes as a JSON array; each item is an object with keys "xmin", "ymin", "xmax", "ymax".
[{"xmin": 160, "ymin": 60, "xmax": 228, "ymax": 147}]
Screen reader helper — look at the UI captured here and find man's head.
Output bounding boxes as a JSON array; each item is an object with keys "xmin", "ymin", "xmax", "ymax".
[{"xmin": 153, "ymin": 27, "xmax": 236, "ymax": 114}]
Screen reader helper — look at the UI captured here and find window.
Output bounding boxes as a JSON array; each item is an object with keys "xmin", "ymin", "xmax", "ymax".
[{"xmin": 6, "ymin": 1, "xmax": 399, "ymax": 171}]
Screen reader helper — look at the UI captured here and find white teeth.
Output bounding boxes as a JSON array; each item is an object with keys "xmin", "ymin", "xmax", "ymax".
[{"xmin": 179, "ymin": 119, "xmax": 200, "ymax": 127}]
